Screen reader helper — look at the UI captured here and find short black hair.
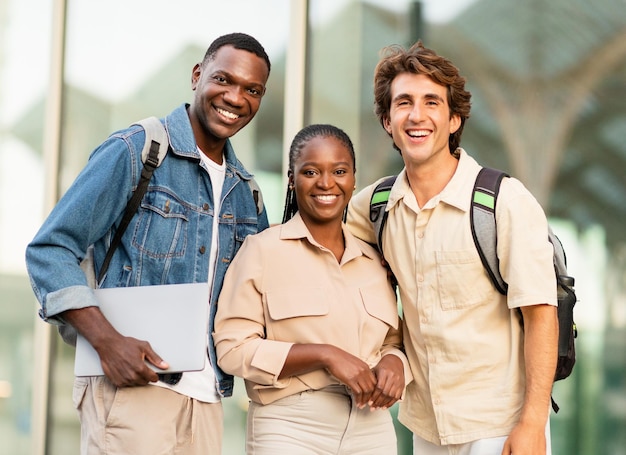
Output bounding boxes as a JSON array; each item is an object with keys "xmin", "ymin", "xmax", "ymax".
[{"xmin": 203, "ymin": 32, "xmax": 271, "ymax": 74}]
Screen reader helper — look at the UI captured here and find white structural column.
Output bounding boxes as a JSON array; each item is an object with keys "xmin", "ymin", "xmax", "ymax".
[
  {"xmin": 282, "ymin": 0, "xmax": 308, "ymax": 190},
  {"xmin": 32, "ymin": 0, "xmax": 66, "ymax": 453}
]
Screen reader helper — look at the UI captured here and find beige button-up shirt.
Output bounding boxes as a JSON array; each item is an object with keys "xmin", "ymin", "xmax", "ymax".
[
  {"xmin": 214, "ymin": 213, "xmax": 411, "ymax": 405},
  {"xmin": 347, "ymin": 150, "xmax": 557, "ymax": 445}
]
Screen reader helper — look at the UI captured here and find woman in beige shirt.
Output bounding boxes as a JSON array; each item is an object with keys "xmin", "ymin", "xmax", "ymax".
[{"xmin": 214, "ymin": 124, "xmax": 410, "ymax": 454}]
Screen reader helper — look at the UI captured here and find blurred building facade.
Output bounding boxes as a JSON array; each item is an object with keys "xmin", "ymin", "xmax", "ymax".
[{"xmin": 0, "ymin": 0, "xmax": 624, "ymax": 454}]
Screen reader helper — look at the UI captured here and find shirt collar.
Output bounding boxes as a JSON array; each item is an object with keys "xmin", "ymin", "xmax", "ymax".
[
  {"xmin": 438, "ymin": 148, "xmax": 481, "ymax": 211},
  {"xmin": 386, "ymin": 148, "xmax": 481, "ymax": 213},
  {"xmin": 279, "ymin": 212, "xmax": 376, "ymax": 263},
  {"xmin": 165, "ymin": 103, "xmax": 253, "ymax": 179}
]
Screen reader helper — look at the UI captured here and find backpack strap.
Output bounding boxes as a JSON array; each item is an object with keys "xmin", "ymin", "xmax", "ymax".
[
  {"xmin": 139, "ymin": 115, "xmax": 263, "ymax": 216},
  {"xmin": 369, "ymin": 175, "xmax": 397, "ymax": 256},
  {"xmin": 550, "ymin": 226, "xmax": 567, "ymax": 273},
  {"xmin": 97, "ymin": 118, "xmax": 169, "ymax": 285},
  {"xmin": 136, "ymin": 116, "xmax": 169, "ymax": 167},
  {"xmin": 247, "ymin": 177, "xmax": 264, "ymax": 216},
  {"xmin": 470, "ymin": 167, "xmax": 509, "ymax": 295}
]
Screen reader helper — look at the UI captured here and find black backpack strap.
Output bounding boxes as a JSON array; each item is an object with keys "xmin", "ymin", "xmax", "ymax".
[
  {"xmin": 369, "ymin": 175, "xmax": 397, "ymax": 256},
  {"xmin": 96, "ymin": 118, "xmax": 168, "ymax": 285},
  {"xmin": 97, "ymin": 141, "xmax": 161, "ymax": 284},
  {"xmin": 471, "ymin": 167, "xmax": 509, "ymax": 295}
]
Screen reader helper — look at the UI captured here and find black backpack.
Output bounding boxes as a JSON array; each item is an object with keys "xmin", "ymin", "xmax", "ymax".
[{"xmin": 369, "ymin": 168, "xmax": 578, "ymax": 412}]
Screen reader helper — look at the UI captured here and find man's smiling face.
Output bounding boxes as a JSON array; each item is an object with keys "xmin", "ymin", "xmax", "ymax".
[
  {"xmin": 383, "ymin": 72, "xmax": 460, "ymax": 168},
  {"xmin": 190, "ymin": 45, "xmax": 268, "ymax": 147}
]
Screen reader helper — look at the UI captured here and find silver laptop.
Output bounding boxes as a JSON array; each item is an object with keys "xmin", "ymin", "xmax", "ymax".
[{"xmin": 74, "ymin": 282, "xmax": 210, "ymax": 376}]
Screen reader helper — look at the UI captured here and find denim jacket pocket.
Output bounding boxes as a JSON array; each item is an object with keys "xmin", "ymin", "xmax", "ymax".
[
  {"xmin": 133, "ymin": 189, "xmax": 188, "ymax": 258},
  {"xmin": 435, "ymin": 249, "xmax": 492, "ymax": 310},
  {"xmin": 234, "ymin": 222, "xmax": 259, "ymax": 256}
]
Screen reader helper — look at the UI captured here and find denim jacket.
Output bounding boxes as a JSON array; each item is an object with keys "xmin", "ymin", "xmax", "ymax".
[{"xmin": 25, "ymin": 103, "xmax": 269, "ymax": 397}]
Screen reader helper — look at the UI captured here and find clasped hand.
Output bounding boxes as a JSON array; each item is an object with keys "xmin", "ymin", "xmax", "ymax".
[{"xmin": 328, "ymin": 352, "xmax": 404, "ymax": 410}]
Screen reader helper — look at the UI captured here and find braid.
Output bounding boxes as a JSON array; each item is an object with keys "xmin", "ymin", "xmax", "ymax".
[
  {"xmin": 281, "ymin": 124, "xmax": 356, "ymax": 224},
  {"xmin": 281, "ymin": 185, "xmax": 298, "ymax": 223}
]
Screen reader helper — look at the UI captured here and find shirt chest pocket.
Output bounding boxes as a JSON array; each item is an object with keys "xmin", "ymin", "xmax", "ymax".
[
  {"xmin": 266, "ymin": 288, "xmax": 329, "ymax": 321},
  {"xmin": 133, "ymin": 191, "xmax": 189, "ymax": 258},
  {"xmin": 264, "ymin": 288, "xmax": 329, "ymax": 340},
  {"xmin": 435, "ymin": 249, "xmax": 493, "ymax": 310},
  {"xmin": 359, "ymin": 282, "xmax": 399, "ymax": 329}
]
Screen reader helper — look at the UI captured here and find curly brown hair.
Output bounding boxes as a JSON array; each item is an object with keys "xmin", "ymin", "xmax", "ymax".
[{"xmin": 373, "ymin": 41, "xmax": 471, "ymax": 153}]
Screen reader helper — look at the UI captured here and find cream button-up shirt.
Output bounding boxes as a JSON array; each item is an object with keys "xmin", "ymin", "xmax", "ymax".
[
  {"xmin": 347, "ymin": 149, "xmax": 557, "ymax": 445},
  {"xmin": 214, "ymin": 213, "xmax": 411, "ymax": 405}
]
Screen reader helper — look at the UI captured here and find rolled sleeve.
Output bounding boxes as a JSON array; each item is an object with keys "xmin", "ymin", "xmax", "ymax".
[
  {"xmin": 250, "ymin": 340, "xmax": 295, "ymax": 387},
  {"xmin": 41, "ymin": 285, "xmax": 99, "ymax": 323}
]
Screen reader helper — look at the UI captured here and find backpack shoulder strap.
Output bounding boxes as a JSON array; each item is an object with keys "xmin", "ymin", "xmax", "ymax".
[
  {"xmin": 134, "ymin": 116, "xmax": 169, "ymax": 167},
  {"xmin": 471, "ymin": 167, "xmax": 509, "ymax": 295},
  {"xmin": 137, "ymin": 115, "xmax": 264, "ymax": 215},
  {"xmin": 549, "ymin": 226, "xmax": 567, "ymax": 274},
  {"xmin": 97, "ymin": 117, "xmax": 169, "ymax": 284},
  {"xmin": 369, "ymin": 175, "xmax": 397, "ymax": 256},
  {"xmin": 247, "ymin": 177, "xmax": 264, "ymax": 216}
]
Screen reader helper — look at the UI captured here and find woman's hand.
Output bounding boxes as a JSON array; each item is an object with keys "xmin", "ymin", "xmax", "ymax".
[
  {"xmin": 368, "ymin": 354, "xmax": 405, "ymax": 410},
  {"xmin": 279, "ymin": 344, "xmax": 377, "ymax": 408},
  {"xmin": 325, "ymin": 347, "xmax": 378, "ymax": 408}
]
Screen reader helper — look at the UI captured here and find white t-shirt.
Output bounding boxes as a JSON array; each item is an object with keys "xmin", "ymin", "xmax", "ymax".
[{"xmin": 153, "ymin": 149, "xmax": 225, "ymax": 402}]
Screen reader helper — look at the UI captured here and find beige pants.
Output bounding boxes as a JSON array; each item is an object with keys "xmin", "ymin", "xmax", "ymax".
[
  {"xmin": 73, "ymin": 376, "xmax": 223, "ymax": 455},
  {"xmin": 412, "ymin": 419, "xmax": 552, "ymax": 455},
  {"xmin": 246, "ymin": 385, "xmax": 397, "ymax": 455}
]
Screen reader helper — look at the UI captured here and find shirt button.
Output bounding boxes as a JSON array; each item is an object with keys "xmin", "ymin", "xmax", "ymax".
[
  {"xmin": 199, "ymin": 246, "xmax": 206, "ymax": 254},
  {"xmin": 421, "ymin": 317, "xmax": 428, "ymax": 324},
  {"xmin": 417, "ymin": 275, "xmax": 424, "ymax": 282},
  {"xmin": 203, "ymin": 203, "xmax": 209, "ymax": 211},
  {"xmin": 417, "ymin": 231, "xmax": 424, "ymax": 238}
]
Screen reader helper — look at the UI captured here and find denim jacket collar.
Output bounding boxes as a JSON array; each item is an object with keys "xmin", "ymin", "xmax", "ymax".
[{"xmin": 165, "ymin": 103, "xmax": 254, "ymax": 182}]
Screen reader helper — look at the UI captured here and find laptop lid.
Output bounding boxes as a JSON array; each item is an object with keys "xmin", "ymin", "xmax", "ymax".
[{"xmin": 74, "ymin": 282, "xmax": 209, "ymax": 377}]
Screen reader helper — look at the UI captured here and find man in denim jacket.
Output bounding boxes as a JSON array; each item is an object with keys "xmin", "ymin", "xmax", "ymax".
[{"xmin": 25, "ymin": 32, "xmax": 270, "ymax": 455}]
